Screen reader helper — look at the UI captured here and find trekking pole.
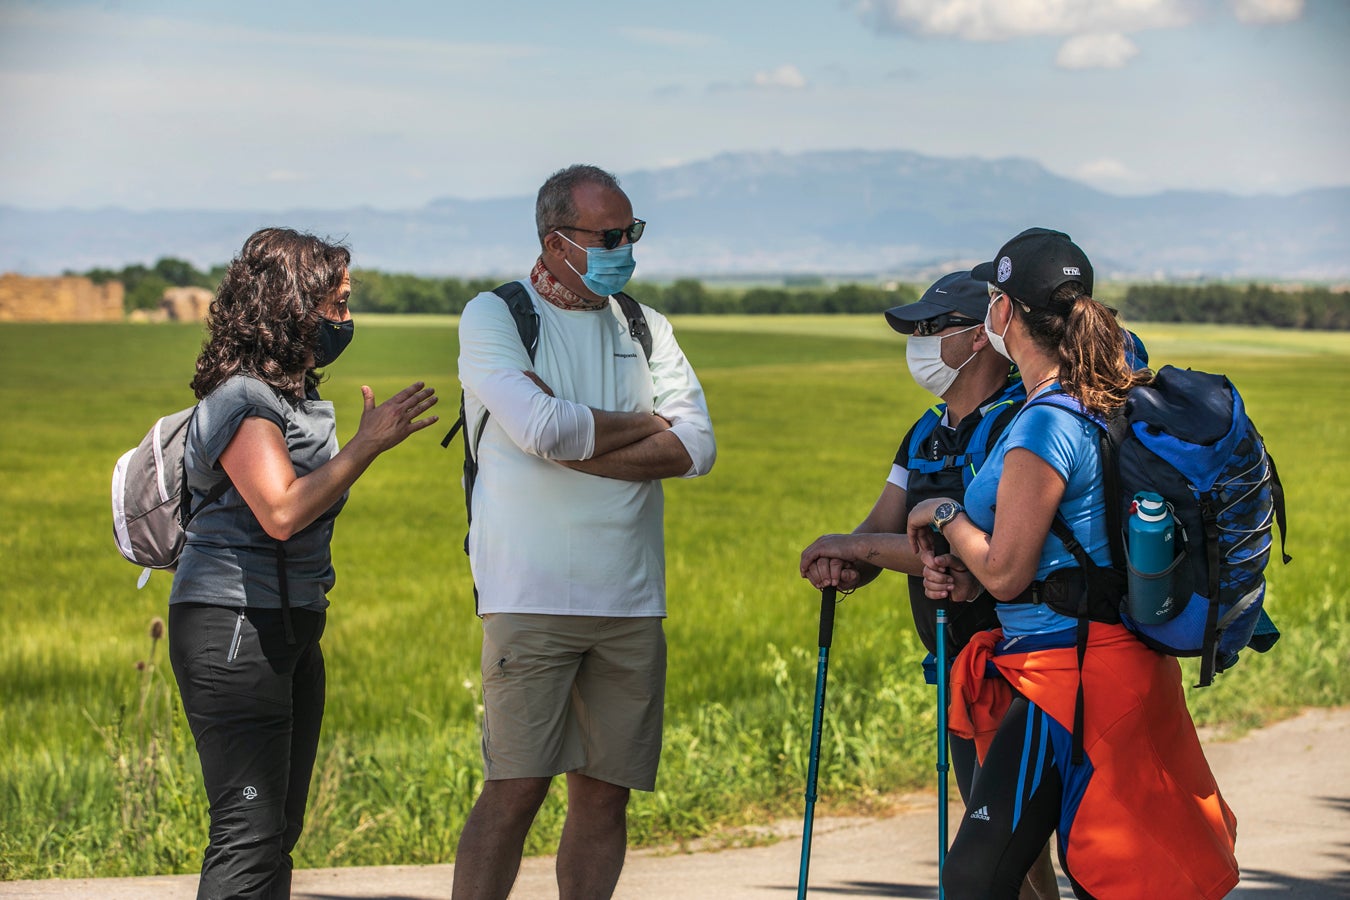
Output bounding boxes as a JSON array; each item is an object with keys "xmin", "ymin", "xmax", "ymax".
[
  {"xmin": 797, "ymin": 586, "xmax": 837, "ymax": 900},
  {"xmin": 935, "ymin": 601, "xmax": 950, "ymax": 900}
]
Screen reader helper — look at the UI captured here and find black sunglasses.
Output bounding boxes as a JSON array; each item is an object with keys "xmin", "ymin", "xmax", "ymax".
[
  {"xmin": 556, "ymin": 218, "xmax": 646, "ymax": 250},
  {"xmin": 912, "ymin": 314, "xmax": 980, "ymax": 337}
]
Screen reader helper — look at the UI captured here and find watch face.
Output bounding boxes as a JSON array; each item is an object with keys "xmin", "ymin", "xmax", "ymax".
[{"xmin": 936, "ymin": 502, "xmax": 956, "ymax": 521}]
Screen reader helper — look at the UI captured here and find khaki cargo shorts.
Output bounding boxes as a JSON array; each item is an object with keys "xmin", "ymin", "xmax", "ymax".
[{"xmin": 479, "ymin": 613, "xmax": 667, "ymax": 791}]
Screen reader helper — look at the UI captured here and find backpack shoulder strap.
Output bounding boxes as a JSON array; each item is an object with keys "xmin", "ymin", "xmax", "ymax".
[
  {"xmin": 904, "ymin": 404, "xmax": 947, "ymax": 474},
  {"xmin": 960, "ymin": 379, "xmax": 1026, "ymax": 488},
  {"xmin": 177, "ymin": 404, "xmax": 232, "ymax": 527},
  {"xmin": 441, "ymin": 281, "xmax": 540, "ymax": 450},
  {"xmin": 492, "ymin": 280, "xmax": 541, "ymax": 363},
  {"xmin": 1026, "ymin": 389, "xmax": 1127, "ymax": 570},
  {"xmin": 614, "ymin": 291, "xmax": 653, "ymax": 362}
]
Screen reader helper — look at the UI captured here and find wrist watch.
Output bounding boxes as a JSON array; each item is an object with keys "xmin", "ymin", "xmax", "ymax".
[{"xmin": 931, "ymin": 500, "xmax": 964, "ymax": 534}]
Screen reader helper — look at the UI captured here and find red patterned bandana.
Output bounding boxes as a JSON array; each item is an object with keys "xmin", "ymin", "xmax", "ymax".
[{"xmin": 531, "ymin": 256, "xmax": 607, "ymax": 311}]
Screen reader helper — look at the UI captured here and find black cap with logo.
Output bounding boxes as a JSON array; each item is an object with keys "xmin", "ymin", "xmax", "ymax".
[{"xmin": 970, "ymin": 227, "xmax": 1094, "ymax": 310}]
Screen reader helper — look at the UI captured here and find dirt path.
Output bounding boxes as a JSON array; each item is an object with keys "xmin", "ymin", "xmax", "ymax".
[{"xmin": 4, "ymin": 707, "xmax": 1347, "ymax": 899}]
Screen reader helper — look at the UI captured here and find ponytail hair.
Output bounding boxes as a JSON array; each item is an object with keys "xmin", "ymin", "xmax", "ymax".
[{"xmin": 1019, "ymin": 283, "xmax": 1151, "ymax": 416}]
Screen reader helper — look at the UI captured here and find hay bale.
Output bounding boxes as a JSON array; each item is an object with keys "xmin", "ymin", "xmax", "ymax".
[
  {"xmin": 0, "ymin": 274, "xmax": 125, "ymax": 322},
  {"xmin": 160, "ymin": 286, "xmax": 213, "ymax": 322}
]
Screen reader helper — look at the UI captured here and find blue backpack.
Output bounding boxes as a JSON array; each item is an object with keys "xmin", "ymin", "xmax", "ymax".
[{"xmin": 1033, "ymin": 365, "xmax": 1289, "ymax": 688}]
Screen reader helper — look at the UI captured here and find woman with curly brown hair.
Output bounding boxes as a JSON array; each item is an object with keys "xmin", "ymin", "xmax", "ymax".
[
  {"xmin": 906, "ymin": 229, "xmax": 1237, "ymax": 899},
  {"xmin": 168, "ymin": 227, "xmax": 438, "ymax": 899}
]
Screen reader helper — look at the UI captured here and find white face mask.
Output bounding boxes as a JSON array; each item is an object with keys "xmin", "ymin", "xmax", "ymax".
[
  {"xmin": 984, "ymin": 293, "xmax": 1014, "ymax": 361},
  {"xmin": 905, "ymin": 324, "xmax": 979, "ymax": 397}
]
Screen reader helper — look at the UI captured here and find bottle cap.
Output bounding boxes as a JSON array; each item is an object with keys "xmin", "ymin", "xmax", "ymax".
[{"xmin": 1133, "ymin": 491, "xmax": 1169, "ymax": 521}]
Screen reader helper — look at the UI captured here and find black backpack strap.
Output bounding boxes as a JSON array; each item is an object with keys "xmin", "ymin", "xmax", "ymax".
[
  {"xmin": 274, "ymin": 541, "xmax": 295, "ymax": 645},
  {"xmin": 180, "ymin": 477, "xmax": 232, "ymax": 529},
  {"xmin": 440, "ymin": 411, "xmax": 465, "ymax": 449},
  {"xmin": 178, "ymin": 405, "xmax": 233, "ymax": 528},
  {"xmin": 614, "ymin": 291, "xmax": 652, "ymax": 362},
  {"xmin": 441, "ymin": 281, "xmax": 541, "ymax": 450},
  {"xmin": 1266, "ymin": 449, "xmax": 1292, "ymax": 566},
  {"xmin": 1048, "ymin": 513, "xmax": 1122, "ymax": 764},
  {"xmin": 494, "ymin": 281, "xmax": 540, "ymax": 361}
]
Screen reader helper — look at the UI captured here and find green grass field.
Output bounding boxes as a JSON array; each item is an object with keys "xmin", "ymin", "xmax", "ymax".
[{"xmin": 2, "ymin": 317, "xmax": 1347, "ymax": 879}]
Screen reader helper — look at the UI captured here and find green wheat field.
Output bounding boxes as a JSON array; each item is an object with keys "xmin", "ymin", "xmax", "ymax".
[{"xmin": 2, "ymin": 317, "xmax": 1346, "ymax": 880}]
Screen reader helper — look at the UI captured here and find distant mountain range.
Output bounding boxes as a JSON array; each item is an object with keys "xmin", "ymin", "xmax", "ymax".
[{"xmin": 3, "ymin": 150, "xmax": 1348, "ymax": 281}]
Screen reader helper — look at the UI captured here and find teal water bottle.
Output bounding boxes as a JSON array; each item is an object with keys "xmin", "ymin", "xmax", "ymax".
[{"xmin": 1126, "ymin": 491, "xmax": 1177, "ymax": 623}]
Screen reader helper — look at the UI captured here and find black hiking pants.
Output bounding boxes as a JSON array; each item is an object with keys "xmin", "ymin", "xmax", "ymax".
[
  {"xmin": 170, "ymin": 603, "xmax": 326, "ymax": 900},
  {"xmin": 942, "ymin": 696, "xmax": 1078, "ymax": 899}
]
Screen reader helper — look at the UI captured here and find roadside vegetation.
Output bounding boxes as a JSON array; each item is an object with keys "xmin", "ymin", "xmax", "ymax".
[{"xmin": 1, "ymin": 318, "xmax": 1345, "ymax": 879}]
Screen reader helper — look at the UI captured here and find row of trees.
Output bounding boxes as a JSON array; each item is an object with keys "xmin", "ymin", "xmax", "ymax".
[
  {"xmin": 81, "ymin": 258, "xmax": 224, "ymax": 311},
  {"xmin": 1121, "ymin": 284, "xmax": 1350, "ymax": 330},
  {"xmin": 350, "ymin": 274, "xmax": 922, "ymax": 317},
  {"xmin": 73, "ymin": 258, "xmax": 1349, "ymax": 328}
]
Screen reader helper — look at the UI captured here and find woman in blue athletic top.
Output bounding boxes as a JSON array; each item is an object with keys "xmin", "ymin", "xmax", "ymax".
[{"xmin": 905, "ymin": 228, "xmax": 1239, "ymax": 900}]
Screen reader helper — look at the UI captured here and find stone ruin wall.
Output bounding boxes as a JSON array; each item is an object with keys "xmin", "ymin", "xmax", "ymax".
[{"xmin": 0, "ymin": 274, "xmax": 125, "ymax": 322}]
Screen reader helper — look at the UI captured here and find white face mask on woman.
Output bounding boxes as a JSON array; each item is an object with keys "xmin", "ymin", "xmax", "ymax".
[
  {"xmin": 984, "ymin": 293, "xmax": 1014, "ymax": 361},
  {"xmin": 905, "ymin": 324, "xmax": 979, "ymax": 397}
]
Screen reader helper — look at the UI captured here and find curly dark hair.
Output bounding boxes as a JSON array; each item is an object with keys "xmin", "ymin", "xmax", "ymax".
[{"xmin": 192, "ymin": 228, "xmax": 351, "ymax": 400}]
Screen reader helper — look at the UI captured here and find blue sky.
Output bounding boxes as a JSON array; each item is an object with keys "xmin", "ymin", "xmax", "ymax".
[{"xmin": 1, "ymin": 0, "xmax": 1346, "ymax": 210}]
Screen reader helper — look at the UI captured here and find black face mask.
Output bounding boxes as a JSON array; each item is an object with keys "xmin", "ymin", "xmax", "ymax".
[{"xmin": 314, "ymin": 317, "xmax": 354, "ymax": 367}]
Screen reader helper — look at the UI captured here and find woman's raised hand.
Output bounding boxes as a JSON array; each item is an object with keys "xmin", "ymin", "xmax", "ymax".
[{"xmin": 356, "ymin": 381, "xmax": 439, "ymax": 453}]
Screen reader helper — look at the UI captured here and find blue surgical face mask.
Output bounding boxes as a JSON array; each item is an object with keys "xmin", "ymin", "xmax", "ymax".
[
  {"xmin": 556, "ymin": 231, "xmax": 636, "ymax": 296},
  {"xmin": 314, "ymin": 316, "xmax": 354, "ymax": 367}
]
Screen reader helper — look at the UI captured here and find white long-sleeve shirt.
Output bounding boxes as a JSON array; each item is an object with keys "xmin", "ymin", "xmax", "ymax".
[{"xmin": 457, "ymin": 280, "xmax": 716, "ymax": 616}]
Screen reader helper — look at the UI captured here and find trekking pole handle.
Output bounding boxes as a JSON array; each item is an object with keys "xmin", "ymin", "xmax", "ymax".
[{"xmin": 819, "ymin": 586, "xmax": 836, "ymax": 649}]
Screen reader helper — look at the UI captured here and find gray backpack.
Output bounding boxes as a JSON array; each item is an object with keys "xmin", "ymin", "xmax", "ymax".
[{"xmin": 111, "ymin": 406, "xmax": 229, "ymax": 587}]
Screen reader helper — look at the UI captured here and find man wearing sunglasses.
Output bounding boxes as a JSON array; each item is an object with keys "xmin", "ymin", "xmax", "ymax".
[
  {"xmin": 452, "ymin": 164, "xmax": 716, "ymax": 900},
  {"xmin": 798, "ymin": 271, "xmax": 1060, "ymax": 900}
]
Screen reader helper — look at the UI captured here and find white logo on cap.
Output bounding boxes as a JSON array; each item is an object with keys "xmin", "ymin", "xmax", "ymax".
[
  {"xmin": 997, "ymin": 257, "xmax": 1012, "ymax": 282},
  {"xmin": 1063, "ymin": 266, "xmax": 1081, "ymax": 276},
  {"xmin": 242, "ymin": 786, "xmax": 258, "ymax": 800}
]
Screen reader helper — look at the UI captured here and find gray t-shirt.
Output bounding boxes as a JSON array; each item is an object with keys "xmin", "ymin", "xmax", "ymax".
[{"xmin": 169, "ymin": 374, "xmax": 347, "ymax": 611}]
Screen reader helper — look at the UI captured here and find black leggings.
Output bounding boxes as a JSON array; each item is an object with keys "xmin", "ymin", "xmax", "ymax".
[
  {"xmin": 170, "ymin": 603, "xmax": 326, "ymax": 900},
  {"xmin": 943, "ymin": 696, "xmax": 1074, "ymax": 900}
]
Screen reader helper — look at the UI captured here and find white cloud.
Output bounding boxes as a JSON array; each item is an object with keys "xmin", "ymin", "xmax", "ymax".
[
  {"xmin": 852, "ymin": 0, "xmax": 1191, "ymax": 41},
  {"xmin": 1229, "ymin": 0, "xmax": 1304, "ymax": 25},
  {"xmin": 615, "ymin": 26, "xmax": 718, "ymax": 49},
  {"xmin": 752, "ymin": 64, "xmax": 808, "ymax": 89},
  {"xmin": 1077, "ymin": 158, "xmax": 1135, "ymax": 181},
  {"xmin": 1056, "ymin": 32, "xmax": 1140, "ymax": 69}
]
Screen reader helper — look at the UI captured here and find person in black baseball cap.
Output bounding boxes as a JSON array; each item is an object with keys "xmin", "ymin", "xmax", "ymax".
[
  {"xmin": 902, "ymin": 235, "xmax": 1232, "ymax": 898},
  {"xmin": 802, "ymin": 269, "xmax": 1061, "ymax": 899},
  {"xmin": 971, "ymin": 226, "xmax": 1093, "ymax": 310}
]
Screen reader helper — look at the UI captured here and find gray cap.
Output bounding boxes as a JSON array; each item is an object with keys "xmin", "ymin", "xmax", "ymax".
[{"xmin": 884, "ymin": 271, "xmax": 989, "ymax": 334}]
